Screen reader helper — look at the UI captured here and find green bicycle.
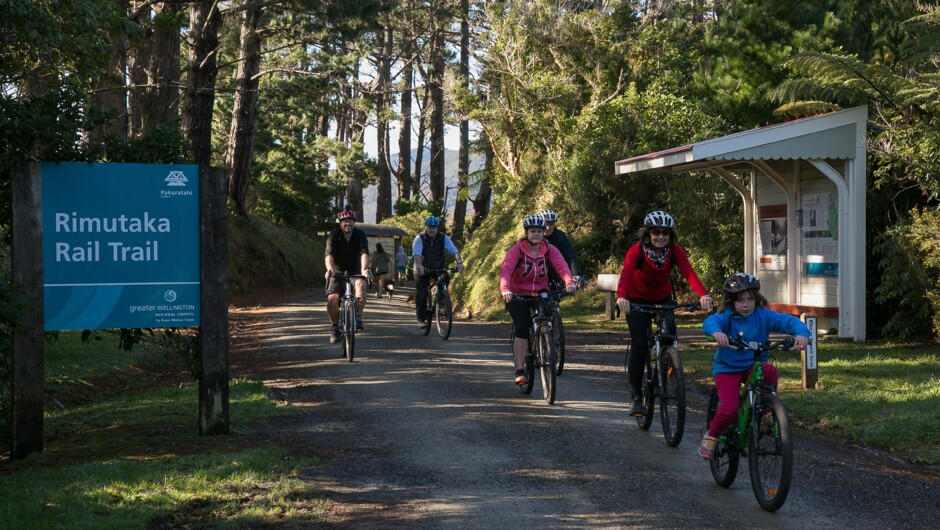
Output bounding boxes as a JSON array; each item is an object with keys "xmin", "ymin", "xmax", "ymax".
[{"xmin": 705, "ymin": 335, "xmax": 796, "ymax": 512}]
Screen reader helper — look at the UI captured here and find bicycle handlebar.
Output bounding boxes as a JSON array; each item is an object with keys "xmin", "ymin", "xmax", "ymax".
[
  {"xmin": 422, "ymin": 267, "xmax": 459, "ymax": 274},
  {"xmin": 511, "ymin": 288, "xmax": 571, "ymax": 302},
  {"xmin": 629, "ymin": 301, "xmax": 701, "ymax": 314},
  {"xmin": 331, "ymin": 271, "xmax": 370, "ymax": 279},
  {"xmin": 727, "ymin": 334, "xmax": 796, "ymax": 353}
]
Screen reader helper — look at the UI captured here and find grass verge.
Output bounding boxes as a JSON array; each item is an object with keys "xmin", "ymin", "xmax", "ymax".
[{"xmin": 2, "ymin": 332, "xmax": 329, "ymax": 528}]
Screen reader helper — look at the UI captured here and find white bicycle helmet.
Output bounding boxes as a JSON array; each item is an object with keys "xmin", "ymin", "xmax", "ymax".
[
  {"xmin": 522, "ymin": 214, "xmax": 547, "ymax": 229},
  {"xmin": 644, "ymin": 210, "xmax": 675, "ymax": 229},
  {"xmin": 538, "ymin": 209, "xmax": 558, "ymax": 222}
]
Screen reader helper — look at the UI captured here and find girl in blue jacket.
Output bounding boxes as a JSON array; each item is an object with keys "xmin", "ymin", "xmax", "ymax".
[{"xmin": 699, "ymin": 273, "xmax": 809, "ymax": 460}]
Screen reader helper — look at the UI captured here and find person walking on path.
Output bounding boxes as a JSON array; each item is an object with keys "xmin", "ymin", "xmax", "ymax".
[
  {"xmin": 370, "ymin": 243, "xmax": 392, "ymax": 298},
  {"xmin": 395, "ymin": 245, "xmax": 408, "ymax": 286}
]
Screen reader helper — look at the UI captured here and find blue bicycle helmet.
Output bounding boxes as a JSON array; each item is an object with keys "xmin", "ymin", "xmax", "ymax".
[{"xmin": 425, "ymin": 216, "xmax": 441, "ymax": 227}]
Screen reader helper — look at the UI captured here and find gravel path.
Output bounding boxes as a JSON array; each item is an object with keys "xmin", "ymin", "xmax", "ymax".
[{"xmin": 230, "ymin": 290, "xmax": 940, "ymax": 528}]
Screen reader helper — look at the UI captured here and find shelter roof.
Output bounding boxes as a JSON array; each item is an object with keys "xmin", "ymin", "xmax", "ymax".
[{"xmin": 615, "ymin": 106, "xmax": 867, "ymax": 175}]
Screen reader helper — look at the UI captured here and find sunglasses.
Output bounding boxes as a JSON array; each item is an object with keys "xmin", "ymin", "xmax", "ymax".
[{"xmin": 650, "ymin": 228, "xmax": 671, "ymax": 237}]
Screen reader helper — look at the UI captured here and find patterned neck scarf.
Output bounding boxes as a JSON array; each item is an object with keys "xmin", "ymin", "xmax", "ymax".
[{"xmin": 644, "ymin": 243, "xmax": 670, "ymax": 268}]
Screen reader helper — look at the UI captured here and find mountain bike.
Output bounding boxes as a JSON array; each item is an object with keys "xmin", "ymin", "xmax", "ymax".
[
  {"xmin": 419, "ymin": 268, "xmax": 457, "ymax": 340},
  {"xmin": 512, "ymin": 289, "xmax": 570, "ymax": 405},
  {"xmin": 705, "ymin": 335, "xmax": 796, "ymax": 512},
  {"xmin": 628, "ymin": 301, "xmax": 700, "ymax": 447},
  {"xmin": 333, "ymin": 271, "xmax": 368, "ymax": 362}
]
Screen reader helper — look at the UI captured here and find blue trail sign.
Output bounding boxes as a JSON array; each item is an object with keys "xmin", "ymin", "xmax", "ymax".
[{"xmin": 42, "ymin": 162, "xmax": 200, "ymax": 330}]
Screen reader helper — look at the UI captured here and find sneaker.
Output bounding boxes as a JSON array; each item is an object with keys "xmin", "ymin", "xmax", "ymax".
[
  {"xmin": 418, "ymin": 319, "xmax": 430, "ymax": 331},
  {"xmin": 629, "ymin": 396, "xmax": 645, "ymax": 417},
  {"xmin": 356, "ymin": 316, "xmax": 364, "ymax": 331},
  {"xmin": 699, "ymin": 434, "xmax": 718, "ymax": 460},
  {"xmin": 329, "ymin": 324, "xmax": 341, "ymax": 344},
  {"xmin": 514, "ymin": 369, "xmax": 527, "ymax": 385}
]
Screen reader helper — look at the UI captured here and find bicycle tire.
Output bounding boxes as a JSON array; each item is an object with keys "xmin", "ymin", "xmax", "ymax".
[
  {"xmin": 635, "ymin": 361, "xmax": 656, "ymax": 430},
  {"xmin": 707, "ymin": 388, "xmax": 740, "ymax": 487},
  {"xmin": 748, "ymin": 394, "xmax": 793, "ymax": 512},
  {"xmin": 550, "ymin": 306, "xmax": 566, "ymax": 376},
  {"xmin": 421, "ymin": 287, "xmax": 433, "ymax": 336},
  {"xmin": 658, "ymin": 347, "xmax": 686, "ymax": 447},
  {"xmin": 436, "ymin": 290, "xmax": 453, "ymax": 340},
  {"xmin": 343, "ymin": 302, "xmax": 355, "ymax": 362},
  {"xmin": 538, "ymin": 326, "xmax": 556, "ymax": 405},
  {"xmin": 520, "ymin": 335, "xmax": 535, "ymax": 395}
]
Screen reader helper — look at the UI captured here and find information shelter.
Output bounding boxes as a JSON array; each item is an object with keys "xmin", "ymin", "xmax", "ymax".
[{"xmin": 615, "ymin": 106, "xmax": 867, "ymax": 340}]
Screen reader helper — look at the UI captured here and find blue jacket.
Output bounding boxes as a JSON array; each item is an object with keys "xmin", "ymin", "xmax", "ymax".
[{"xmin": 702, "ymin": 306, "xmax": 810, "ymax": 375}]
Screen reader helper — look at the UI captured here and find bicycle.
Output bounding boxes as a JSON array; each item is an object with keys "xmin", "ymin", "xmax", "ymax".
[
  {"xmin": 332, "ymin": 271, "xmax": 368, "ymax": 362},
  {"xmin": 627, "ymin": 301, "xmax": 700, "ymax": 446},
  {"xmin": 512, "ymin": 289, "xmax": 570, "ymax": 405},
  {"xmin": 705, "ymin": 335, "xmax": 796, "ymax": 512},
  {"xmin": 419, "ymin": 268, "xmax": 457, "ymax": 340}
]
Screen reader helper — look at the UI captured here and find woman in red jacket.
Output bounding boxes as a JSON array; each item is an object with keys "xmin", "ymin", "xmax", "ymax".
[
  {"xmin": 500, "ymin": 214, "xmax": 577, "ymax": 385},
  {"xmin": 616, "ymin": 211, "xmax": 713, "ymax": 416}
]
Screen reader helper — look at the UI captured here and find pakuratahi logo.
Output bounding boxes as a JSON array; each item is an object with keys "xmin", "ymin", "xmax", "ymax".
[{"xmin": 165, "ymin": 171, "xmax": 188, "ymax": 187}]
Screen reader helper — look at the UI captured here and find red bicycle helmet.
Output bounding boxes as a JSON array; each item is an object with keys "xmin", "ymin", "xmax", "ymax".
[{"xmin": 337, "ymin": 206, "xmax": 357, "ymax": 221}]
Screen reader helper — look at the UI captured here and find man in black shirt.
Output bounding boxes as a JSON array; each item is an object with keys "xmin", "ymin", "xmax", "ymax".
[
  {"xmin": 325, "ymin": 206, "xmax": 371, "ymax": 343},
  {"xmin": 539, "ymin": 209, "xmax": 582, "ymax": 288}
]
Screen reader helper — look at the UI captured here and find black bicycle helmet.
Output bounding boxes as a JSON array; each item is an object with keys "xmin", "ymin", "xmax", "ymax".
[
  {"xmin": 723, "ymin": 273, "xmax": 761, "ymax": 296},
  {"xmin": 644, "ymin": 210, "xmax": 675, "ymax": 229},
  {"xmin": 522, "ymin": 214, "xmax": 547, "ymax": 229}
]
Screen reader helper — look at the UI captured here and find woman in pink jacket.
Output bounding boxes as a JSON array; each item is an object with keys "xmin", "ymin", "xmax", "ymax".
[{"xmin": 500, "ymin": 214, "xmax": 577, "ymax": 385}]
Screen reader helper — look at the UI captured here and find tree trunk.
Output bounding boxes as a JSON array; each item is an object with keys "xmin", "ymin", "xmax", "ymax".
[
  {"xmin": 225, "ymin": 3, "xmax": 264, "ymax": 216},
  {"xmin": 428, "ymin": 27, "xmax": 446, "ymax": 203},
  {"xmin": 396, "ymin": 51, "xmax": 413, "ymax": 203},
  {"xmin": 413, "ymin": 84, "xmax": 428, "ymax": 199},
  {"xmin": 86, "ymin": 0, "xmax": 129, "ymax": 143},
  {"xmin": 375, "ymin": 21, "xmax": 393, "ymax": 222},
  {"xmin": 452, "ymin": 0, "xmax": 470, "ymax": 242},
  {"xmin": 182, "ymin": 0, "xmax": 222, "ymax": 166},
  {"xmin": 469, "ymin": 134, "xmax": 493, "ymax": 234}
]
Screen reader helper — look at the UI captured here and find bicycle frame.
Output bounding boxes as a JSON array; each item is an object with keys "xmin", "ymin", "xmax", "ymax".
[
  {"xmin": 332, "ymin": 271, "xmax": 367, "ymax": 362},
  {"xmin": 512, "ymin": 289, "xmax": 569, "ymax": 404},
  {"xmin": 726, "ymin": 337, "xmax": 793, "ymax": 450},
  {"xmin": 627, "ymin": 301, "xmax": 699, "ymax": 445}
]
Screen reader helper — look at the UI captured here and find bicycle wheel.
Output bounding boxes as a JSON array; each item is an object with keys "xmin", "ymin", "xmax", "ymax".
[
  {"xmin": 343, "ymin": 303, "xmax": 355, "ymax": 362},
  {"xmin": 658, "ymin": 347, "xmax": 686, "ymax": 447},
  {"xmin": 707, "ymin": 388, "xmax": 740, "ymax": 487},
  {"xmin": 748, "ymin": 394, "xmax": 794, "ymax": 512},
  {"xmin": 435, "ymin": 290, "xmax": 453, "ymax": 340},
  {"xmin": 550, "ymin": 306, "xmax": 566, "ymax": 376},
  {"xmin": 520, "ymin": 335, "xmax": 535, "ymax": 395},
  {"xmin": 537, "ymin": 326, "xmax": 557, "ymax": 405},
  {"xmin": 634, "ymin": 361, "xmax": 655, "ymax": 430}
]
